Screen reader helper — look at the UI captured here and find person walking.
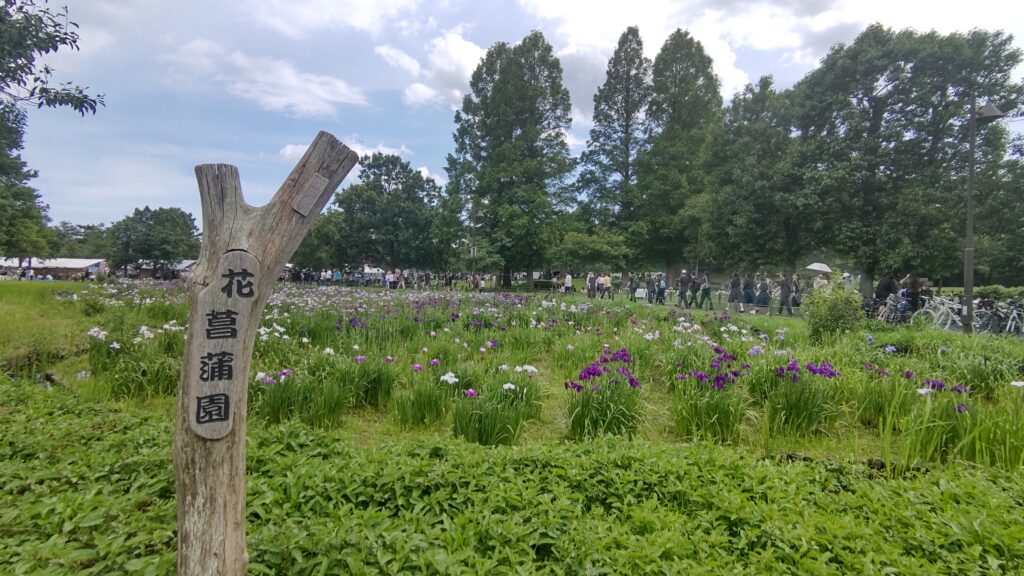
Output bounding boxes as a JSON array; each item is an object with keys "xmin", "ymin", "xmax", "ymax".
[
  {"xmin": 564, "ymin": 271, "xmax": 573, "ymax": 294},
  {"xmin": 777, "ymin": 273, "xmax": 793, "ymax": 316},
  {"xmin": 602, "ymin": 273, "xmax": 614, "ymax": 300},
  {"xmin": 677, "ymin": 270, "xmax": 690, "ymax": 307},
  {"xmin": 655, "ymin": 274, "xmax": 666, "ymax": 304},
  {"xmin": 698, "ymin": 273, "xmax": 713, "ymax": 310},
  {"xmin": 754, "ymin": 275, "xmax": 771, "ymax": 314},
  {"xmin": 742, "ymin": 273, "xmax": 756, "ymax": 311},
  {"xmin": 728, "ymin": 273, "xmax": 743, "ymax": 313},
  {"xmin": 645, "ymin": 275, "xmax": 655, "ymax": 304},
  {"xmin": 628, "ymin": 274, "xmax": 639, "ymax": 302}
]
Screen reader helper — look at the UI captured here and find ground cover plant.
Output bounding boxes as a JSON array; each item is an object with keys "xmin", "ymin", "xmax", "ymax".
[
  {"xmin": 2, "ymin": 280, "xmax": 1024, "ymax": 572},
  {"xmin": 3, "ymin": 379, "xmax": 1024, "ymax": 574}
]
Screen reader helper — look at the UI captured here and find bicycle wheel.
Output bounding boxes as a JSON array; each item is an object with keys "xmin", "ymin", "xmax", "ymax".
[
  {"xmin": 1007, "ymin": 315, "xmax": 1022, "ymax": 336},
  {"xmin": 973, "ymin": 310, "xmax": 996, "ymax": 334},
  {"xmin": 910, "ymin": 309, "xmax": 936, "ymax": 329}
]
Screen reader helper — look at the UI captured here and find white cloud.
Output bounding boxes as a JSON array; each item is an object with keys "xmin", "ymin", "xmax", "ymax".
[
  {"xmin": 167, "ymin": 39, "xmax": 367, "ymax": 117},
  {"xmin": 244, "ymin": 0, "xmax": 422, "ymax": 38},
  {"xmin": 393, "ymin": 28, "xmax": 486, "ymax": 108},
  {"xmin": 375, "ymin": 45, "xmax": 423, "ymax": 76},
  {"xmin": 571, "ymin": 105, "xmax": 594, "ymax": 130},
  {"xmin": 403, "ymin": 82, "xmax": 442, "ymax": 106},
  {"xmin": 278, "ymin": 144, "xmax": 309, "ymax": 162},
  {"xmin": 423, "ymin": 30, "xmax": 485, "ymax": 101},
  {"xmin": 39, "ymin": 155, "xmax": 202, "ymax": 225},
  {"xmin": 417, "ymin": 165, "xmax": 447, "ymax": 184},
  {"xmin": 562, "ymin": 129, "xmax": 587, "ymax": 151}
]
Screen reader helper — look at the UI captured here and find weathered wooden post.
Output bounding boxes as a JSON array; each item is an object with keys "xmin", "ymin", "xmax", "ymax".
[{"xmin": 173, "ymin": 131, "xmax": 358, "ymax": 575}]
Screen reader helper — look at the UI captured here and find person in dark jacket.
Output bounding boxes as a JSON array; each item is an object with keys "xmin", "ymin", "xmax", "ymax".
[{"xmin": 777, "ymin": 273, "xmax": 793, "ymax": 316}]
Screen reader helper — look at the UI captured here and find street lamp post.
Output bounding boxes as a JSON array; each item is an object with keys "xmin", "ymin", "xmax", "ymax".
[{"xmin": 962, "ymin": 93, "xmax": 1005, "ymax": 333}]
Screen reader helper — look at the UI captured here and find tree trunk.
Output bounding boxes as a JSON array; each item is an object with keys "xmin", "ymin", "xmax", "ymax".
[
  {"xmin": 174, "ymin": 132, "xmax": 357, "ymax": 576},
  {"xmin": 502, "ymin": 264, "xmax": 512, "ymax": 289}
]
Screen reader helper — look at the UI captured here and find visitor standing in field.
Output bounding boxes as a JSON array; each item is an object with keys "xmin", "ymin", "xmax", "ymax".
[
  {"xmin": 754, "ymin": 275, "xmax": 771, "ymax": 313},
  {"xmin": 698, "ymin": 273, "xmax": 713, "ymax": 310},
  {"xmin": 742, "ymin": 273, "xmax": 755, "ymax": 310},
  {"xmin": 598, "ymin": 272, "xmax": 610, "ymax": 297},
  {"xmin": 777, "ymin": 273, "xmax": 793, "ymax": 316},
  {"xmin": 628, "ymin": 274, "xmax": 639, "ymax": 302},
  {"xmin": 677, "ymin": 270, "xmax": 690, "ymax": 307},
  {"xmin": 728, "ymin": 273, "xmax": 743, "ymax": 313},
  {"xmin": 645, "ymin": 275, "xmax": 655, "ymax": 304}
]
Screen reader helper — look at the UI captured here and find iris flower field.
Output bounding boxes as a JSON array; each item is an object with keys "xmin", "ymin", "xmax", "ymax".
[{"xmin": 2, "ymin": 280, "xmax": 1023, "ymax": 574}]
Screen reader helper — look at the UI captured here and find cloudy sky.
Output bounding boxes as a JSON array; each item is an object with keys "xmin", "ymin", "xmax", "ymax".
[{"xmin": 20, "ymin": 0, "xmax": 1024, "ymax": 226}]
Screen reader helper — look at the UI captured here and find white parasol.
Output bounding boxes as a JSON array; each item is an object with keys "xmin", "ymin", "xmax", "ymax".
[{"xmin": 805, "ymin": 262, "xmax": 832, "ymax": 273}]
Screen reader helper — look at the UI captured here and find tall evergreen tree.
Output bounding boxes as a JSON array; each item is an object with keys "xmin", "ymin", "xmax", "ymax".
[
  {"xmin": 579, "ymin": 26, "xmax": 652, "ymax": 227},
  {"xmin": 449, "ymin": 30, "xmax": 573, "ymax": 287},
  {"xmin": 631, "ymin": 29, "xmax": 721, "ymax": 273}
]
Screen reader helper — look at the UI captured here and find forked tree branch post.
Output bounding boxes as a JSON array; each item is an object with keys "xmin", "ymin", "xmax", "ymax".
[{"xmin": 173, "ymin": 132, "xmax": 358, "ymax": 575}]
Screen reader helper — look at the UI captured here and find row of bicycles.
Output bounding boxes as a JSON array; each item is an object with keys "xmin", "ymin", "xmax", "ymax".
[{"xmin": 870, "ymin": 294, "xmax": 1024, "ymax": 335}]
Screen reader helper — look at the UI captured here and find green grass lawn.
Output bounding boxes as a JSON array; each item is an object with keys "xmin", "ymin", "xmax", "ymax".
[{"xmin": 0, "ymin": 281, "xmax": 91, "ymax": 376}]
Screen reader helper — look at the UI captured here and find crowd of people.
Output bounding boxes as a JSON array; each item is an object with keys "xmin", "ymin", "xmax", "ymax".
[
  {"xmin": 556, "ymin": 269, "xmax": 810, "ymax": 315},
  {"xmin": 285, "ymin": 267, "xmax": 501, "ymax": 292}
]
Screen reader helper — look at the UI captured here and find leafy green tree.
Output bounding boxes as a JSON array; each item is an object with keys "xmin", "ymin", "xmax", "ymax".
[
  {"xmin": 291, "ymin": 210, "xmax": 343, "ymax": 271},
  {"xmin": 318, "ymin": 153, "xmax": 443, "ymax": 271},
  {"xmin": 1, "ymin": 0, "xmax": 103, "ymax": 260},
  {"xmin": 0, "ymin": 102, "xmax": 53, "ymax": 260},
  {"xmin": 631, "ymin": 29, "xmax": 721, "ymax": 274},
  {"xmin": 792, "ymin": 25, "xmax": 1023, "ymax": 290},
  {"xmin": 579, "ymin": 26, "xmax": 652, "ymax": 227},
  {"xmin": 49, "ymin": 221, "xmax": 111, "ymax": 258},
  {"xmin": 449, "ymin": 30, "xmax": 574, "ymax": 287},
  {"xmin": 1, "ymin": 0, "xmax": 104, "ymax": 114},
  {"xmin": 976, "ymin": 138, "xmax": 1024, "ymax": 286},
  {"xmin": 553, "ymin": 229, "xmax": 628, "ymax": 272},
  {"xmin": 704, "ymin": 76, "xmax": 814, "ymax": 274},
  {"xmin": 108, "ymin": 207, "xmax": 199, "ymax": 276}
]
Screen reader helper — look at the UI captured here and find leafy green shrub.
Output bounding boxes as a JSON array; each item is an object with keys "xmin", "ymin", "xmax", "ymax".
[
  {"xmin": 806, "ymin": 284, "xmax": 863, "ymax": 343},
  {"xmin": 671, "ymin": 381, "xmax": 747, "ymax": 443},
  {"xmin": 974, "ymin": 284, "xmax": 1024, "ymax": 302}
]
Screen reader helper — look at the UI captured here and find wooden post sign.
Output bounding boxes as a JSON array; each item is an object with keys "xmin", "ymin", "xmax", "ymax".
[{"xmin": 173, "ymin": 132, "xmax": 357, "ymax": 575}]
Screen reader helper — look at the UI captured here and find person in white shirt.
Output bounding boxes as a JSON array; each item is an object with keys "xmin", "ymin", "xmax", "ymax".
[{"xmin": 563, "ymin": 272, "xmax": 573, "ymax": 294}]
